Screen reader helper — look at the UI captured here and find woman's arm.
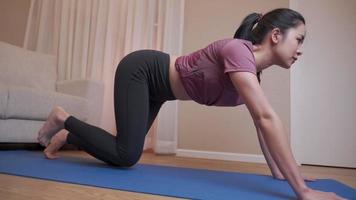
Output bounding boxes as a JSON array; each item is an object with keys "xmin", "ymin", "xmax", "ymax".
[
  {"xmin": 254, "ymin": 122, "xmax": 284, "ymax": 179},
  {"xmin": 255, "ymin": 123, "xmax": 316, "ymax": 181},
  {"xmin": 229, "ymin": 72, "xmax": 343, "ymax": 200}
]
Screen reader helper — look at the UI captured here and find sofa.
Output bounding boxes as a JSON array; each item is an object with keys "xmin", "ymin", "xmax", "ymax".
[{"xmin": 0, "ymin": 41, "xmax": 104, "ymax": 144}]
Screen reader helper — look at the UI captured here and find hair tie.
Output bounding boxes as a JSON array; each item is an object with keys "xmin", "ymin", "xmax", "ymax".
[
  {"xmin": 253, "ymin": 13, "xmax": 263, "ymax": 30},
  {"xmin": 258, "ymin": 13, "xmax": 263, "ymax": 22}
]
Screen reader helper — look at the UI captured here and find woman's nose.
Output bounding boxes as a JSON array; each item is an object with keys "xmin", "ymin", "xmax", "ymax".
[{"xmin": 297, "ymin": 49, "xmax": 303, "ymax": 57}]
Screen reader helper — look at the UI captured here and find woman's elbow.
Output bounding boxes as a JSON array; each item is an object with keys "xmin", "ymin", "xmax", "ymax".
[{"xmin": 252, "ymin": 111, "xmax": 278, "ymax": 127}]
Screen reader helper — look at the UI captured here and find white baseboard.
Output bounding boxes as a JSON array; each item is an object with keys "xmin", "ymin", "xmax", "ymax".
[
  {"xmin": 154, "ymin": 140, "xmax": 176, "ymax": 154},
  {"xmin": 176, "ymin": 149, "xmax": 266, "ymax": 164}
]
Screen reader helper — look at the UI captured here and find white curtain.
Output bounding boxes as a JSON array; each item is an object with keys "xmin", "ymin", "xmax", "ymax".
[{"xmin": 24, "ymin": 0, "xmax": 184, "ymax": 154}]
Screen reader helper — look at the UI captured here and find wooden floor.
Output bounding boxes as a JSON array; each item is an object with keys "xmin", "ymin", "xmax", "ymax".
[{"xmin": 0, "ymin": 150, "xmax": 355, "ymax": 200}]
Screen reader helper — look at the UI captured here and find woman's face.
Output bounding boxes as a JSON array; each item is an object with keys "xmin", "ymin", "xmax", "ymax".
[{"xmin": 273, "ymin": 23, "xmax": 306, "ymax": 69}]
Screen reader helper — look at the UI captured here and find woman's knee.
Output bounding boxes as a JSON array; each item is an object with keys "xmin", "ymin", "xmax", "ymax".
[{"xmin": 110, "ymin": 151, "xmax": 141, "ymax": 167}]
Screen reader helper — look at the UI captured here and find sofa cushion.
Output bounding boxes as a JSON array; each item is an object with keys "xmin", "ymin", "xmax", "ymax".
[
  {"xmin": 0, "ymin": 119, "xmax": 44, "ymax": 143},
  {"xmin": 5, "ymin": 86, "xmax": 89, "ymax": 121},
  {"xmin": 0, "ymin": 41, "xmax": 57, "ymax": 91},
  {"xmin": 0, "ymin": 85, "xmax": 8, "ymax": 119}
]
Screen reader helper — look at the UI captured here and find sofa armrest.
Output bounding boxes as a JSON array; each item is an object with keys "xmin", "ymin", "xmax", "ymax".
[{"xmin": 56, "ymin": 79, "xmax": 104, "ymax": 125}]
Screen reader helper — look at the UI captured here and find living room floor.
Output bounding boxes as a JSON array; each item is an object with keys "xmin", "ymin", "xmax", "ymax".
[{"xmin": 0, "ymin": 150, "xmax": 355, "ymax": 200}]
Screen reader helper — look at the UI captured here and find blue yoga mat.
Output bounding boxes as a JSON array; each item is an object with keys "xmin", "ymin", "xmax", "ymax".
[{"xmin": 0, "ymin": 151, "xmax": 355, "ymax": 200}]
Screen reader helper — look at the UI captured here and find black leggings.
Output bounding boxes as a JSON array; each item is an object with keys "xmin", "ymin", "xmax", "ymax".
[{"xmin": 65, "ymin": 50, "xmax": 177, "ymax": 167}]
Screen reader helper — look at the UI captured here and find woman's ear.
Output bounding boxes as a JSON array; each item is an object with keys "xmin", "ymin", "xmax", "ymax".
[{"xmin": 270, "ymin": 28, "xmax": 282, "ymax": 44}]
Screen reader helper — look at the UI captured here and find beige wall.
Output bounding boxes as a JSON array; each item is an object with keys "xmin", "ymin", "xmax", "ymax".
[
  {"xmin": 178, "ymin": 0, "xmax": 289, "ymax": 155},
  {"xmin": 0, "ymin": 0, "xmax": 31, "ymax": 47}
]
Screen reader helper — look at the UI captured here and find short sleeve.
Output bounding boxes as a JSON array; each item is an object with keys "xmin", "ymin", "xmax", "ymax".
[{"xmin": 221, "ymin": 39, "xmax": 257, "ymax": 75}]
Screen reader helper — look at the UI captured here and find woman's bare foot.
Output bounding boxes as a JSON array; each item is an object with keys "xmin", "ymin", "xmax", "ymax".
[
  {"xmin": 44, "ymin": 130, "xmax": 68, "ymax": 159},
  {"xmin": 38, "ymin": 106, "xmax": 69, "ymax": 147}
]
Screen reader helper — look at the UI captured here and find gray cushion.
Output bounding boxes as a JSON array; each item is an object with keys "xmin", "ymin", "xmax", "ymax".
[
  {"xmin": 0, "ymin": 41, "xmax": 57, "ymax": 91},
  {"xmin": 0, "ymin": 119, "xmax": 44, "ymax": 143},
  {"xmin": 5, "ymin": 86, "xmax": 89, "ymax": 121},
  {"xmin": 0, "ymin": 85, "xmax": 8, "ymax": 119}
]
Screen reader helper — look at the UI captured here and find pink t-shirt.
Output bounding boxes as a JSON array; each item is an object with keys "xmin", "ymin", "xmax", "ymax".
[{"xmin": 175, "ymin": 38, "xmax": 257, "ymax": 106}]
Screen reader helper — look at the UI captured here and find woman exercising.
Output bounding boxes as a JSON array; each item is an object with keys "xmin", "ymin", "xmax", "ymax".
[{"xmin": 38, "ymin": 8, "xmax": 345, "ymax": 200}]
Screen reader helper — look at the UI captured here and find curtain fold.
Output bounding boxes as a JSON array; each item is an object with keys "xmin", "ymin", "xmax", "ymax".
[{"xmin": 24, "ymin": 0, "xmax": 184, "ymax": 154}]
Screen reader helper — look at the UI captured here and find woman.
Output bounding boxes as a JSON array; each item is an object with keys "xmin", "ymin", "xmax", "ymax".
[{"xmin": 38, "ymin": 8, "xmax": 345, "ymax": 200}]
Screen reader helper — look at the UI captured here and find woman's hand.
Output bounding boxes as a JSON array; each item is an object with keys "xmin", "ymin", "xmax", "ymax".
[
  {"xmin": 273, "ymin": 173, "xmax": 348, "ymax": 200},
  {"xmin": 299, "ymin": 188, "xmax": 347, "ymax": 200}
]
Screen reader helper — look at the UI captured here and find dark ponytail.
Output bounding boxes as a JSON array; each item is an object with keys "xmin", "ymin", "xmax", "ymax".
[
  {"xmin": 234, "ymin": 8, "xmax": 305, "ymax": 83},
  {"xmin": 234, "ymin": 13, "xmax": 262, "ymax": 83},
  {"xmin": 234, "ymin": 13, "xmax": 262, "ymax": 42}
]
